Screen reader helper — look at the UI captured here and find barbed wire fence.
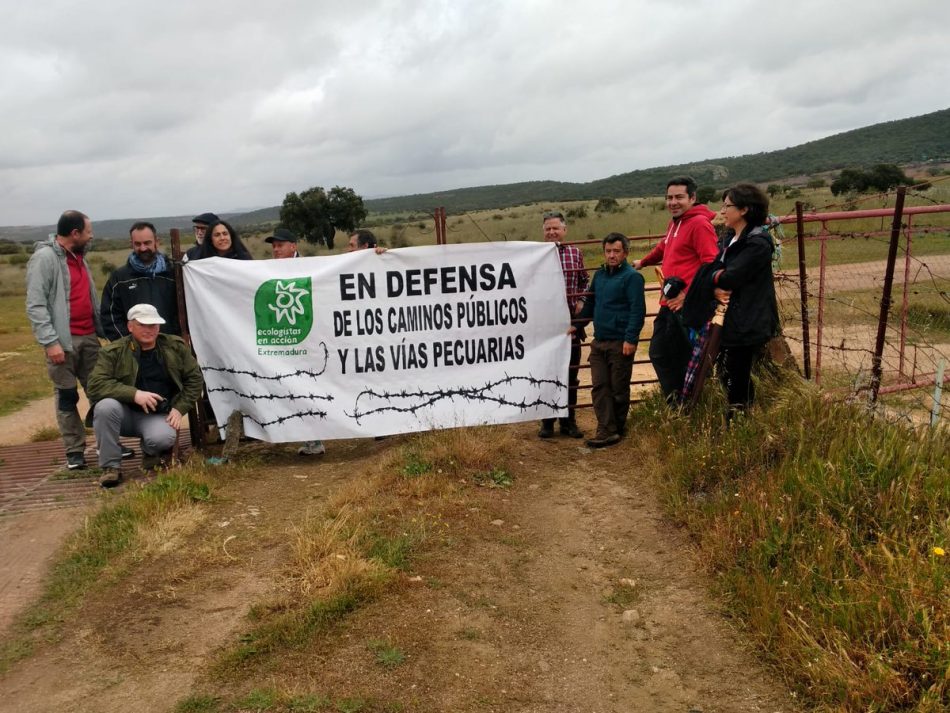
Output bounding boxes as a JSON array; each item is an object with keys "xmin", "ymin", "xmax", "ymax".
[{"xmin": 775, "ymin": 181, "xmax": 950, "ymax": 428}]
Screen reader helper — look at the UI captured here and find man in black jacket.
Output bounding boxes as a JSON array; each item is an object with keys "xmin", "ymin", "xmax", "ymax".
[{"xmin": 100, "ymin": 221, "xmax": 180, "ymax": 340}]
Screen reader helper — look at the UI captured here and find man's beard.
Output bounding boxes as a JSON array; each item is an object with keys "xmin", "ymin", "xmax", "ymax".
[
  {"xmin": 73, "ymin": 242, "xmax": 89, "ymax": 256},
  {"xmin": 137, "ymin": 250, "xmax": 155, "ymax": 263}
]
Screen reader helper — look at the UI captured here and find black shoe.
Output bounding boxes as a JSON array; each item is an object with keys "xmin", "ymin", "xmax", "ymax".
[
  {"xmin": 538, "ymin": 424, "xmax": 555, "ymax": 439},
  {"xmin": 121, "ymin": 445, "xmax": 135, "ymax": 459},
  {"xmin": 141, "ymin": 452, "xmax": 170, "ymax": 472},
  {"xmin": 560, "ymin": 422, "xmax": 584, "ymax": 439},
  {"xmin": 585, "ymin": 434, "xmax": 621, "ymax": 448},
  {"xmin": 66, "ymin": 452, "xmax": 87, "ymax": 470}
]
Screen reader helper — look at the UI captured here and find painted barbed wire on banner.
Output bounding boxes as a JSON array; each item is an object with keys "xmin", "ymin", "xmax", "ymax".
[{"xmin": 183, "ymin": 242, "xmax": 571, "ymax": 440}]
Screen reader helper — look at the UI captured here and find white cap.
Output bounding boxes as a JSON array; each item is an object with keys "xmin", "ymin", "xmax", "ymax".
[{"xmin": 127, "ymin": 303, "xmax": 166, "ymax": 325}]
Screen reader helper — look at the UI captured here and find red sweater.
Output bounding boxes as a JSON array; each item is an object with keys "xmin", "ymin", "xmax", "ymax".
[{"xmin": 638, "ymin": 205, "xmax": 718, "ymax": 304}]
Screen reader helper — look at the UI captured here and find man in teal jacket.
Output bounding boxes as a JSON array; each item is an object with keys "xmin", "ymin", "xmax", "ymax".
[
  {"xmin": 87, "ymin": 303, "xmax": 203, "ymax": 486},
  {"xmin": 577, "ymin": 233, "xmax": 646, "ymax": 448}
]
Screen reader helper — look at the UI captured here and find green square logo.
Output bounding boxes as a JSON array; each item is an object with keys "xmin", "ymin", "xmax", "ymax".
[{"xmin": 254, "ymin": 277, "xmax": 314, "ymax": 346}]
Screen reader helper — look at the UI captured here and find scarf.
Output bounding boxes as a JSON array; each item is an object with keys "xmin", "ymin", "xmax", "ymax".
[{"xmin": 129, "ymin": 252, "xmax": 167, "ymax": 276}]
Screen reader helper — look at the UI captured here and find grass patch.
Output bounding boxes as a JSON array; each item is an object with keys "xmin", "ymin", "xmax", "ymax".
[
  {"xmin": 28, "ymin": 425, "xmax": 59, "ymax": 442},
  {"xmin": 474, "ymin": 467, "xmax": 512, "ymax": 488},
  {"xmin": 175, "ymin": 695, "xmax": 221, "ymax": 712},
  {"xmin": 0, "ymin": 467, "xmax": 214, "ymax": 673},
  {"xmin": 367, "ymin": 639, "xmax": 405, "ymax": 668},
  {"xmin": 633, "ymin": 372, "xmax": 949, "ymax": 711},
  {"xmin": 212, "ymin": 425, "xmax": 517, "ymax": 681}
]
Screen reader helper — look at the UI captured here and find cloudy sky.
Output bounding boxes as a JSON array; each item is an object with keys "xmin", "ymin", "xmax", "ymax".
[{"xmin": 2, "ymin": 0, "xmax": 948, "ymax": 226}]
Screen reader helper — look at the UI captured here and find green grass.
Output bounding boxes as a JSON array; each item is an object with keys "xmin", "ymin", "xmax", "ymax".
[
  {"xmin": 633, "ymin": 373, "xmax": 949, "ymax": 711},
  {"xmin": 367, "ymin": 640, "xmax": 405, "ymax": 668},
  {"xmin": 0, "ymin": 469, "xmax": 214, "ymax": 673}
]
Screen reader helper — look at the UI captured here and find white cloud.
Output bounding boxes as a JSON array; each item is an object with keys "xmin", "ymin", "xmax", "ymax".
[{"xmin": 0, "ymin": 0, "xmax": 947, "ymax": 225}]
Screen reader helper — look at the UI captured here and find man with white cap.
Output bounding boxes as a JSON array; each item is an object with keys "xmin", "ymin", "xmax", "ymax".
[{"xmin": 87, "ymin": 303, "xmax": 204, "ymax": 486}]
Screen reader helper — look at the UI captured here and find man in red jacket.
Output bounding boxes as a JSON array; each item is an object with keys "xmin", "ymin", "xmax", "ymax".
[{"xmin": 634, "ymin": 176, "xmax": 718, "ymax": 401}]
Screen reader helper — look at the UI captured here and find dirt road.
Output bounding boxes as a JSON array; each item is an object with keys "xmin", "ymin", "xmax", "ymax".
[{"xmin": 0, "ymin": 412, "xmax": 797, "ymax": 712}]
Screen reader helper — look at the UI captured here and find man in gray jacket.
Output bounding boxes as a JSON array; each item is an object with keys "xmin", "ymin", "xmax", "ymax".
[{"xmin": 25, "ymin": 210, "xmax": 105, "ymax": 469}]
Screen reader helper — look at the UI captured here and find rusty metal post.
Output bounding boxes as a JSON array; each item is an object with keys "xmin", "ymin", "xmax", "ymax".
[
  {"xmin": 795, "ymin": 202, "xmax": 812, "ymax": 380},
  {"xmin": 433, "ymin": 207, "xmax": 447, "ymax": 245},
  {"xmin": 815, "ymin": 223, "xmax": 828, "ymax": 385},
  {"xmin": 170, "ymin": 228, "xmax": 205, "ymax": 449},
  {"xmin": 898, "ymin": 215, "xmax": 913, "ymax": 379},
  {"xmin": 869, "ymin": 187, "xmax": 906, "ymax": 404}
]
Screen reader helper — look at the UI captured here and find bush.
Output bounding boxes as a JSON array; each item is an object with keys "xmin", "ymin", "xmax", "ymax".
[
  {"xmin": 7, "ymin": 253, "xmax": 29, "ymax": 266},
  {"xmin": 565, "ymin": 205, "xmax": 588, "ymax": 219},
  {"xmin": 594, "ymin": 197, "xmax": 621, "ymax": 213},
  {"xmin": 0, "ymin": 242, "xmax": 23, "ymax": 255},
  {"xmin": 806, "ymin": 177, "xmax": 826, "ymax": 189}
]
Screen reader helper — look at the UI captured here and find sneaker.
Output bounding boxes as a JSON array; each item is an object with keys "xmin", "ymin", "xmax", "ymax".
[
  {"xmin": 96, "ymin": 446, "xmax": 135, "ymax": 459},
  {"xmin": 98, "ymin": 467, "xmax": 122, "ymax": 487},
  {"xmin": 585, "ymin": 434, "xmax": 621, "ymax": 449},
  {"xmin": 538, "ymin": 423, "xmax": 555, "ymax": 439},
  {"xmin": 298, "ymin": 440, "xmax": 326, "ymax": 456},
  {"xmin": 66, "ymin": 452, "xmax": 86, "ymax": 470},
  {"xmin": 560, "ymin": 422, "xmax": 584, "ymax": 439}
]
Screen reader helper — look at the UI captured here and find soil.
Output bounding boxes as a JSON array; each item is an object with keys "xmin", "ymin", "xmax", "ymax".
[{"xmin": 0, "ymin": 408, "xmax": 799, "ymax": 713}]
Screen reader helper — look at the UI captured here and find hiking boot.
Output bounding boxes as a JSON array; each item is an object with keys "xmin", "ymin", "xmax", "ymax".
[
  {"xmin": 585, "ymin": 434, "xmax": 621, "ymax": 449},
  {"xmin": 141, "ymin": 451, "xmax": 171, "ymax": 472},
  {"xmin": 560, "ymin": 422, "xmax": 584, "ymax": 439},
  {"xmin": 66, "ymin": 452, "xmax": 87, "ymax": 470},
  {"xmin": 121, "ymin": 445, "xmax": 135, "ymax": 459},
  {"xmin": 98, "ymin": 467, "xmax": 122, "ymax": 488},
  {"xmin": 538, "ymin": 423, "xmax": 555, "ymax": 439},
  {"xmin": 298, "ymin": 440, "xmax": 326, "ymax": 456}
]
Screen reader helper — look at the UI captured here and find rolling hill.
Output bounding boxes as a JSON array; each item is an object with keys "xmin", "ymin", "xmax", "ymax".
[{"xmin": 2, "ymin": 107, "xmax": 947, "ymax": 241}]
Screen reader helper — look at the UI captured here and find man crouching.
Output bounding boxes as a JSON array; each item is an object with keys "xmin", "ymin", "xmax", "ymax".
[{"xmin": 88, "ymin": 304, "xmax": 204, "ymax": 487}]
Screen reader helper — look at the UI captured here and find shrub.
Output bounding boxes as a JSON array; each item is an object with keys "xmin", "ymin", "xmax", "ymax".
[{"xmin": 594, "ymin": 197, "xmax": 621, "ymax": 213}]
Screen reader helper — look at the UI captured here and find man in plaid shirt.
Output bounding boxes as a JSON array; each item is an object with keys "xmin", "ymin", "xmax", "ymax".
[{"xmin": 539, "ymin": 211, "xmax": 589, "ymax": 439}]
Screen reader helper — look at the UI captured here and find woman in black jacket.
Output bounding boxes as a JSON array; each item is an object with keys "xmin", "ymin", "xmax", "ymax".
[
  {"xmin": 710, "ymin": 183, "xmax": 779, "ymax": 409},
  {"xmin": 194, "ymin": 220, "xmax": 253, "ymax": 260}
]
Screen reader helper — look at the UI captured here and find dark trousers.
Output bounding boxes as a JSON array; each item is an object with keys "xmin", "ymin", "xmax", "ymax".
[
  {"xmin": 717, "ymin": 343, "xmax": 765, "ymax": 409},
  {"xmin": 542, "ymin": 336, "xmax": 582, "ymax": 428},
  {"xmin": 589, "ymin": 339, "xmax": 634, "ymax": 438},
  {"xmin": 648, "ymin": 306, "xmax": 691, "ymax": 402}
]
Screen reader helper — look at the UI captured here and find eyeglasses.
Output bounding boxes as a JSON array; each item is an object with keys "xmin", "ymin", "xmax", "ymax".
[
  {"xmin": 722, "ymin": 202, "xmax": 738, "ymax": 209},
  {"xmin": 542, "ymin": 211, "xmax": 565, "ymax": 221}
]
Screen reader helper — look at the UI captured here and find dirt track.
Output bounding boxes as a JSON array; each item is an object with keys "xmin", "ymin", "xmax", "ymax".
[{"xmin": 0, "ymin": 412, "xmax": 797, "ymax": 713}]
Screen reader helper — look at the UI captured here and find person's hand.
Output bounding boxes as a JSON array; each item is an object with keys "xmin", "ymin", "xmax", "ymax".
[
  {"xmin": 567, "ymin": 325, "xmax": 576, "ymax": 336},
  {"xmin": 573, "ymin": 300, "xmax": 585, "ymax": 315},
  {"xmin": 666, "ymin": 292, "xmax": 686, "ymax": 312},
  {"xmin": 714, "ymin": 288, "xmax": 731, "ymax": 305},
  {"xmin": 165, "ymin": 408, "xmax": 183, "ymax": 430},
  {"xmin": 633, "ymin": 259, "xmax": 642, "ymax": 270},
  {"xmin": 622, "ymin": 341, "xmax": 637, "ymax": 357},
  {"xmin": 374, "ymin": 246, "xmax": 388, "ymax": 254},
  {"xmin": 134, "ymin": 390, "xmax": 164, "ymax": 413},
  {"xmin": 45, "ymin": 343, "xmax": 66, "ymax": 365}
]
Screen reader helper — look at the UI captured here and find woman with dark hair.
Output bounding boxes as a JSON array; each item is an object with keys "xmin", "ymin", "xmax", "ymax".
[
  {"xmin": 194, "ymin": 220, "xmax": 253, "ymax": 260},
  {"xmin": 706, "ymin": 183, "xmax": 779, "ymax": 410}
]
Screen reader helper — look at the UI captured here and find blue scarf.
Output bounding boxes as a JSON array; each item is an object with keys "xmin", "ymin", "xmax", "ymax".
[{"xmin": 128, "ymin": 252, "xmax": 167, "ymax": 276}]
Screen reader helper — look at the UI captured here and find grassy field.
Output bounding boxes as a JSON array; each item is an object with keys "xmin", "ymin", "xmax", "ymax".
[{"xmin": 635, "ymin": 376, "xmax": 949, "ymax": 712}]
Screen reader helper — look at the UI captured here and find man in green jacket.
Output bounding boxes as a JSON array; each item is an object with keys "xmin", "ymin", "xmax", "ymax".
[
  {"xmin": 87, "ymin": 303, "xmax": 203, "ymax": 486},
  {"xmin": 577, "ymin": 233, "xmax": 646, "ymax": 448}
]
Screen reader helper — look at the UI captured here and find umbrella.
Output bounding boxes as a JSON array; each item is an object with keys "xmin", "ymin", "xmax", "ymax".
[{"xmin": 682, "ymin": 302, "xmax": 729, "ymax": 408}]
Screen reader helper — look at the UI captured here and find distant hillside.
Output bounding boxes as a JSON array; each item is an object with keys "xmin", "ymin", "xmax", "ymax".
[
  {"xmin": 0, "ymin": 213, "xmax": 246, "ymax": 244},
  {"xmin": 3, "ymin": 108, "xmax": 947, "ymax": 241},
  {"xmin": 363, "ymin": 107, "xmax": 950, "ymax": 214}
]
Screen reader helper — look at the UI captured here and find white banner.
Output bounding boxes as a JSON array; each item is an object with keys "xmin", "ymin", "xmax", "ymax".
[{"xmin": 183, "ymin": 242, "xmax": 570, "ymax": 440}]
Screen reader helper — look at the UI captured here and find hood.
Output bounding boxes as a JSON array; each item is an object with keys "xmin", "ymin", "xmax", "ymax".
[
  {"xmin": 32, "ymin": 237, "xmax": 61, "ymax": 254},
  {"xmin": 679, "ymin": 204, "xmax": 717, "ymax": 223}
]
